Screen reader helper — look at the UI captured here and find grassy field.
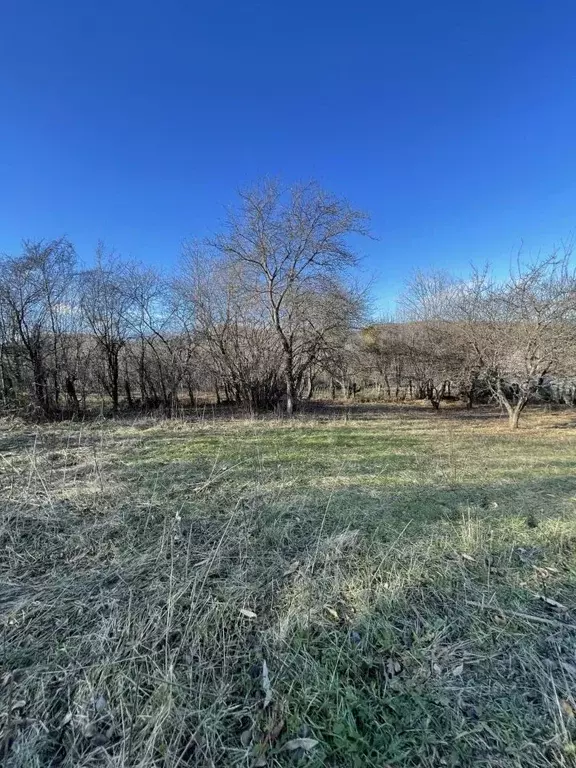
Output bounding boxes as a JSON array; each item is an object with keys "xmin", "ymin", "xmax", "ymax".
[{"xmin": 2, "ymin": 404, "xmax": 576, "ymax": 767}]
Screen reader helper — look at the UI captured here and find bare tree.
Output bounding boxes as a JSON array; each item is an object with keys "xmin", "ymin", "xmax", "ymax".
[
  {"xmin": 121, "ymin": 265, "xmax": 192, "ymax": 411},
  {"xmin": 457, "ymin": 250, "xmax": 576, "ymax": 428},
  {"xmin": 79, "ymin": 245, "xmax": 135, "ymax": 412},
  {"xmin": 398, "ymin": 272, "xmax": 470, "ymax": 408},
  {"xmin": 178, "ymin": 246, "xmax": 285, "ymax": 411},
  {"xmin": 0, "ymin": 238, "xmax": 76, "ymax": 416},
  {"xmin": 210, "ymin": 180, "xmax": 369, "ymax": 414}
]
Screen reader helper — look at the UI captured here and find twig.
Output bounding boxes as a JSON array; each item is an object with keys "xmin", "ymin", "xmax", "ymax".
[{"xmin": 466, "ymin": 600, "xmax": 576, "ymax": 631}]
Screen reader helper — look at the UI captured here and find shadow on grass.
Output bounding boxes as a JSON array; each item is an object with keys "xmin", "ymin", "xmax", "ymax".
[{"xmin": 3, "ymin": 461, "xmax": 576, "ymax": 766}]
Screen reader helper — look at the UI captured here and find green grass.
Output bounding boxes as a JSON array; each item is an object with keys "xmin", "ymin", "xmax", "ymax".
[{"xmin": 2, "ymin": 404, "xmax": 576, "ymax": 766}]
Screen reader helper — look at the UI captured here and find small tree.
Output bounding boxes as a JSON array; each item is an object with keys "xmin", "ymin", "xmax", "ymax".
[
  {"xmin": 458, "ymin": 251, "xmax": 576, "ymax": 428},
  {"xmin": 399, "ymin": 271, "xmax": 469, "ymax": 409}
]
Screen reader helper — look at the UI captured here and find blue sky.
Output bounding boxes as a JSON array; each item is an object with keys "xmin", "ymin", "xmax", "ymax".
[{"xmin": 1, "ymin": 1, "xmax": 575, "ymax": 311}]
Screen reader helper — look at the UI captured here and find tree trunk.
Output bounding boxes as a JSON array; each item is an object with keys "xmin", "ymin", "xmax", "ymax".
[
  {"xmin": 495, "ymin": 379, "xmax": 527, "ymax": 429},
  {"xmin": 0, "ymin": 355, "xmax": 12, "ymax": 406},
  {"xmin": 138, "ymin": 344, "xmax": 147, "ymax": 401},
  {"xmin": 65, "ymin": 375, "xmax": 80, "ymax": 410},
  {"xmin": 124, "ymin": 378, "xmax": 134, "ymax": 408},
  {"xmin": 384, "ymin": 374, "xmax": 391, "ymax": 399},
  {"xmin": 32, "ymin": 357, "xmax": 51, "ymax": 416},
  {"xmin": 148, "ymin": 381, "xmax": 159, "ymax": 408},
  {"xmin": 466, "ymin": 376, "xmax": 477, "ymax": 409},
  {"xmin": 111, "ymin": 379, "xmax": 119, "ymax": 412},
  {"xmin": 108, "ymin": 351, "xmax": 120, "ymax": 412},
  {"xmin": 286, "ymin": 375, "xmax": 295, "ymax": 416},
  {"xmin": 509, "ymin": 395, "xmax": 528, "ymax": 428},
  {"xmin": 304, "ymin": 372, "xmax": 315, "ymax": 400},
  {"xmin": 285, "ymin": 351, "xmax": 296, "ymax": 415},
  {"xmin": 53, "ymin": 370, "xmax": 60, "ymax": 406}
]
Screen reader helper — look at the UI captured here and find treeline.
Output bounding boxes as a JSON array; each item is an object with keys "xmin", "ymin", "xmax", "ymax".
[
  {"xmin": 1, "ymin": 180, "xmax": 575, "ymax": 429},
  {"xmin": 0, "ymin": 181, "xmax": 368, "ymax": 419}
]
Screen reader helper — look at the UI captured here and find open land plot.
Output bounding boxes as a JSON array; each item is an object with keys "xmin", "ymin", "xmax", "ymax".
[{"xmin": 2, "ymin": 404, "xmax": 576, "ymax": 767}]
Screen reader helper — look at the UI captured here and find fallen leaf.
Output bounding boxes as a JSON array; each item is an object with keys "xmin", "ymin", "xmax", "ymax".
[
  {"xmin": 283, "ymin": 738, "xmax": 319, "ymax": 752},
  {"xmin": 282, "ymin": 561, "xmax": 300, "ymax": 577},
  {"xmin": 240, "ymin": 608, "xmax": 258, "ymax": 619},
  {"xmin": 325, "ymin": 607, "xmax": 339, "ymax": 620},
  {"xmin": 240, "ymin": 728, "xmax": 253, "ymax": 747},
  {"xmin": 253, "ymin": 758, "xmax": 267, "ymax": 767},
  {"xmin": 262, "ymin": 660, "xmax": 273, "ymax": 708},
  {"xmin": 432, "ymin": 663, "xmax": 442, "ymax": 675},
  {"xmin": 452, "ymin": 663, "xmax": 464, "ymax": 676},
  {"xmin": 11, "ymin": 700, "xmax": 26, "ymax": 711},
  {"xmin": 94, "ymin": 694, "xmax": 107, "ymax": 713},
  {"xmin": 385, "ymin": 658, "xmax": 402, "ymax": 677},
  {"xmin": 561, "ymin": 700, "xmax": 575, "ymax": 718},
  {"xmin": 265, "ymin": 717, "xmax": 285, "ymax": 744},
  {"xmin": 460, "ymin": 553, "xmax": 475, "ymax": 562},
  {"xmin": 1, "ymin": 672, "xmax": 13, "ymax": 688},
  {"xmin": 516, "ymin": 546, "xmax": 541, "ymax": 564}
]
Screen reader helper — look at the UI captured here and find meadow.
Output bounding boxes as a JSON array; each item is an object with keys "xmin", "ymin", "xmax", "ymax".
[{"xmin": 2, "ymin": 403, "xmax": 576, "ymax": 767}]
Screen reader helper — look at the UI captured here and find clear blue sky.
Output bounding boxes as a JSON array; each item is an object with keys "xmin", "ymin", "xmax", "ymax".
[{"xmin": 1, "ymin": 1, "xmax": 575, "ymax": 310}]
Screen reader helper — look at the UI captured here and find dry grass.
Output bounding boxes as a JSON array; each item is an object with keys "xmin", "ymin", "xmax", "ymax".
[{"xmin": 2, "ymin": 404, "xmax": 576, "ymax": 767}]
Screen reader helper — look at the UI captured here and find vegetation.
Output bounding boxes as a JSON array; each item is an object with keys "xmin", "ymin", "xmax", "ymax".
[
  {"xmin": 2, "ymin": 179, "xmax": 576, "ymax": 765},
  {"xmin": 2, "ymin": 403, "xmax": 576, "ymax": 766},
  {"xmin": 1, "ymin": 181, "xmax": 575, "ymax": 428}
]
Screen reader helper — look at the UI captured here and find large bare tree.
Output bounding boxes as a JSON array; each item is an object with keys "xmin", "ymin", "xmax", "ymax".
[{"xmin": 210, "ymin": 180, "xmax": 369, "ymax": 414}]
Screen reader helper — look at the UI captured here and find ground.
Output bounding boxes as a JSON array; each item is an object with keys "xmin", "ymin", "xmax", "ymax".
[{"xmin": 2, "ymin": 403, "xmax": 576, "ymax": 767}]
